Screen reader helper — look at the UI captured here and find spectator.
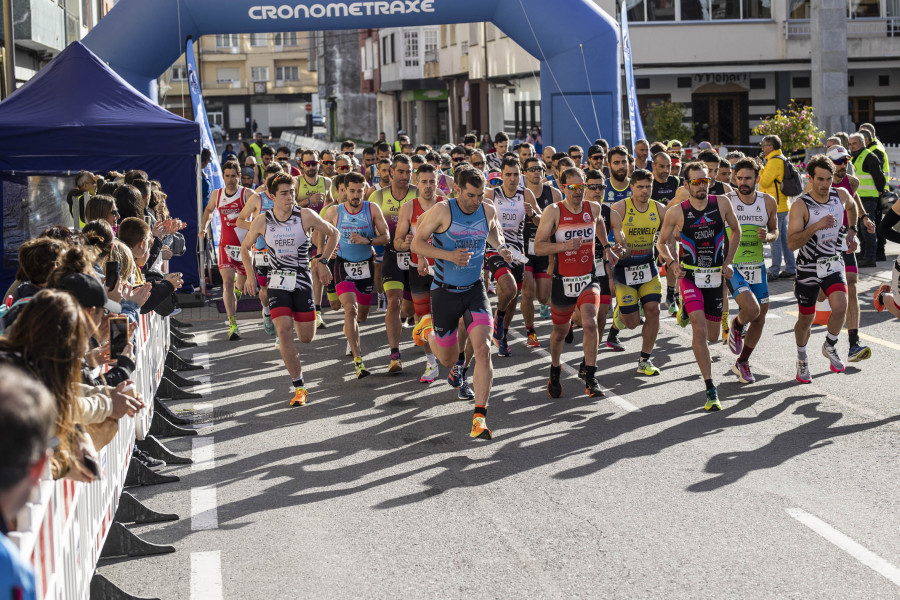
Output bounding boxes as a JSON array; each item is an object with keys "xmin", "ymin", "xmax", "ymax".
[
  {"xmin": 200, "ymin": 148, "xmax": 212, "ymax": 211},
  {"xmin": 113, "ymin": 184, "xmax": 144, "ymax": 221},
  {"xmin": 123, "ymin": 170, "xmax": 148, "ymax": 185},
  {"xmin": 221, "ymin": 143, "xmax": 237, "ymax": 164},
  {"xmin": 66, "ymin": 170, "xmax": 98, "ymax": 228},
  {"xmin": 759, "ymin": 134, "xmax": 796, "ymax": 279},
  {"xmin": 3, "ymin": 237, "xmax": 66, "ymax": 304},
  {"xmin": 117, "ymin": 217, "xmax": 182, "ymax": 314},
  {"xmin": 0, "ymin": 365, "xmax": 56, "ymax": 600},
  {"xmin": 849, "ymin": 131, "xmax": 888, "ymax": 267},
  {"xmin": 82, "ymin": 220, "xmax": 115, "ymax": 276},
  {"xmin": 479, "ymin": 133, "xmax": 493, "ymax": 153},
  {"xmin": 84, "ymin": 194, "xmax": 119, "ymax": 228},
  {"xmin": 0, "ymin": 289, "xmax": 99, "ymax": 482}
]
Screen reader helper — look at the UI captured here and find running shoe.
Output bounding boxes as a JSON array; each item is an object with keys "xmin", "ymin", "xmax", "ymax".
[
  {"xmin": 636, "ymin": 358, "xmax": 660, "ymax": 377},
  {"xmin": 405, "ymin": 316, "xmax": 416, "ymax": 328},
  {"xmin": 492, "ymin": 311, "xmax": 504, "ymax": 344},
  {"xmin": 458, "ymin": 377, "xmax": 475, "ymax": 400},
  {"xmin": 234, "ymin": 289, "xmax": 242, "ymax": 301},
  {"xmin": 727, "ymin": 317, "xmax": 744, "ymax": 355},
  {"xmin": 448, "ymin": 363, "xmax": 463, "ymax": 388},
  {"xmin": 667, "ymin": 296, "xmax": 678, "ymax": 316},
  {"xmin": 228, "ymin": 322, "xmax": 240, "ymax": 341},
  {"xmin": 495, "ymin": 336, "xmax": 511, "ymax": 357},
  {"xmin": 732, "ymin": 360, "xmax": 755, "ymax": 384},
  {"xmin": 388, "ymin": 355, "xmax": 403, "ymax": 374},
  {"xmin": 539, "ymin": 304, "xmax": 551, "ymax": 319},
  {"xmin": 315, "ymin": 311, "xmax": 327, "ymax": 329},
  {"xmin": 848, "ymin": 344, "xmax": 872, "ymax": 362},
  {"xmin": 412, "ymin": 315, "xmax": 433, "ymax": 347},
  {"xmin": 470, "ymin": 416, "xmax": 493, "ymax": 440},
  {"xmin": 606, "ymin": 337, "xmax": 625, "ymax": 352},
  {"xmin": 274, "ymin": 335, "xmax": 279, "ymax": 348},
  {"xmin": 262, "ymin": 312, "xmax": 276, "ymax": 336},
  {"xmin": 487, "ymin": 282, "xmax": 496, "ymax": 295},
  {"xmin": 420, "ymin": 362, "xmax": 439, "ymax": 383},
  {"xmin": 585, "ymin": 377, "xmax": 605, "ymax": 398},
  {"xmin": 565, "ymin": 323, "xmax": 575, "ymax": 344},
  {"xmin": 354, "ymin": 357, "xmax": 370, "ymax": 379},
  {"xmin": 821, "ymin": 342, "xmax": 846, "ymax": 373},
  {"xmin": 704, "ymin": 387, "xmax": 722, "ymax": 411},
  {"xmin": 796, "ymin": 358, "xmax": 812, "ymax": 384},
  {"xmin": 873, "ymin": 284, "xmax": 891, "ymax": 312},
  {"xmin": 290, "ymin": 387, "xmax": 308, "ymax": 407},
  {"xmin": 676, "ymin": 300, "xmax": 690, "ymax": 328},
  {"xmin": 526, "ymin": 331, "xmax": 540, "ymax": 348},
  {"xmin": 612, "ymin": 306, "xmax": 625, "ymax": 331},
  {"xmin": 548, "ymin": 370, "xmax": 562, "ymax": 398}
]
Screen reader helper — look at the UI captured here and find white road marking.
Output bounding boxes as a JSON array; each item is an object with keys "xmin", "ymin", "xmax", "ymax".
[
  {"xmin": 190, "ymin": 551, "xmax": 223, "ymax": 600},
  {"xmin": 191, "ymin": 486, "xmax": 218, "ymax": 530},
  {"xmin": 786, "ymin": 508, "xmax": 900, "ymax": 587},
  {"xmin": 193, "ymin": 352, "xmax": 211, "ymax": 369},
  {"xmin": 192, "ymin": 436, "xmax": 215, "ymax": 472}
]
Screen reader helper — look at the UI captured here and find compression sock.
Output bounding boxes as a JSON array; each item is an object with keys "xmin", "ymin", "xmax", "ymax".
[
  {"xmin": 738, "ymin": 344, "xmax": 755, "ymax": 363},
  {"xmin": 797, "ymin": 345, "xmax": 808, "ymax": 360},
  {"xmin": 848, "ymin": 328, "xmax": 859, "ymax": 347},
  {"xmin": 704, "ymin": 378, "xmax": 715, "ymax": 391}
]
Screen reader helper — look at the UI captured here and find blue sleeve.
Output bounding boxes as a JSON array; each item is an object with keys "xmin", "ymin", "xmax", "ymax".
[
  {"xmin": 0, "ymin": 535, "xmax": 37, "ymax": 600},
  {"xmin": 120, "ymin": 300, "xmax": 141, "ymax": 324}
]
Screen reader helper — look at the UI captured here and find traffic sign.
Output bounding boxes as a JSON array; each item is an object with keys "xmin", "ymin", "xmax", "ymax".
[{"xmin": 305, "ymin": 103, "xmax": 312, "ymax": 113}]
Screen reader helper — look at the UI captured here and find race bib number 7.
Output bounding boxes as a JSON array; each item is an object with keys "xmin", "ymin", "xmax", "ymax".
[
  {"xmin": 345, "ymin": 260, "xmax": 371, "ymax": 280},
  {"xmin": 268, "ymin": 269, "xmax": 297, "ymax": 291},
  {"xmin": 562, "ymin": 274, "xmax": 592, "ymax": 298}
]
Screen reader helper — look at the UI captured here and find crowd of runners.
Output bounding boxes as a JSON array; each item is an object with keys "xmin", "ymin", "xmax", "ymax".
[{"xmin": 204, "ymin": 127, "xmax": 900, "ymax": 440}]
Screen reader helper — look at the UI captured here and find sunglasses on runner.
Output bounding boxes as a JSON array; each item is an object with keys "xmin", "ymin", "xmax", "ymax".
[
  {"xmin": 488, "ymin": 178, "xmax": 503, "ymax": 186},
  {"xmin": 688, "ymin": 177, "xmax": 710, "ymax": 186},
  {"xmin": 452, "ymin": 156, "xmax": 465, "ymax": 163},
  {"xmin": 321, "ymin": 160, "xmax": 336, "ymax": 166},
  {"xmin": 585, "ymin": 183, "xmax": 606, "ymax": 191},
  {"xmin": 471, "ymin": 161, "xmax": 485, "ymax": 168},
  {"xmin": 302, "ymin": 160, "xmax": 319, "ymax": 167},
  {"xmin": 571, "ymin": 155, "xmax": 583, "ymax": 162},
  {"xmin": 832, "ymin": 158, "xmax": 848, "ymax": 165},
  {"xmin": 589, "ymin": 154, "xmax": 604, "ymax": 161},
  {"xmin": 337, "ymin": 165, "xmax": 352, "ymax": 172},
  {"xmin": 564, "ymin": 183, "xmax": 586, "ymax": 191},
  {"xmin": 525, "ymin": 166, "xmax": 544, "ymax": 173}
]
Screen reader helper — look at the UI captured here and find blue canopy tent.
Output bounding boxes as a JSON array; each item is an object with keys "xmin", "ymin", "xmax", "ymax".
[{"xmin": 0, "ymin": 41, "xmax": 202, "ymax": 292}]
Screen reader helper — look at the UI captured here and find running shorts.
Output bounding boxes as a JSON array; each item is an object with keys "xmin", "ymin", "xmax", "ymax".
[
  {"xmin": 429, "ymin": 282, "xmax": 492, "ymax": 349},
  {"xmin": 727, "ymin": 263, "xmax": 769, "ymax": 304},
  {"xmin": 680, "ymin": 275, "xmax": 724, "ymax": 322},
  {"xmin": 382, "ymin": 247, "xmax": 411, "ymax": 292},
  {"xmin": 332, "ymin": 256, "xmax": 375, "ymax": 306},
  {"xmin": 267, "ymin": 270, "xmax": 315, "ymax": 322}
]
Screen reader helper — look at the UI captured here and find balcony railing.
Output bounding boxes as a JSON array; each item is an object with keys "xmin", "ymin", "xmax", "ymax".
[{"xmin": 786, "ymin": 17, "xmax": 900, "ymax": 39}]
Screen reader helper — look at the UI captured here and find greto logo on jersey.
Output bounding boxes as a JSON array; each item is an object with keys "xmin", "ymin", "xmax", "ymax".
[
  {"xmin": 562, "ymin": 227, "xmax": 594, "ymax": 240},
  {"xmin": 249, "ymin": 0, "xmax": 435, "ymax": 19}
]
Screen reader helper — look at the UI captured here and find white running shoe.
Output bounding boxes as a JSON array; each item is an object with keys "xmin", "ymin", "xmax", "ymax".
[
  {"xmin": 420, "ymin": 362, "xmax": 439, "ymax": 383},
  {"xmin": 821, "ymin": 342, "xmax": 846, "ymax": 373}
]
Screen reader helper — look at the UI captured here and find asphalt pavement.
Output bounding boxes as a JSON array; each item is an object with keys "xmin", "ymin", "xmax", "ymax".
[{"xmin": 98, "ymin": 260, "xmax": 900, "ymax": 599}]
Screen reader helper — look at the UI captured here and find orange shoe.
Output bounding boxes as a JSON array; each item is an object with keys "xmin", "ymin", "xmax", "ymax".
[
  {"xmin": 470, "ymin": 416, "xmax": 493, "ymax": 440},
  {"xmin": 874, "ymin": 284, "xmax": 891, "ymax": 312},
  {"xmin": 290, "ymin": 387, "xmax": 307, "ymax": 407},
  {"xmin": 526, "ymin": 331, "xmax": 540, "ymax": 347},
  {"xmin": 412, "ymin": 315, "xmax": 433, "ymax": 347}
]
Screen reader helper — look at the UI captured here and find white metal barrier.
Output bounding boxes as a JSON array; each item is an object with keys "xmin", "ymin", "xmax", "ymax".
[{"xmin": 7, "ymin": 310, "xmax": 171, "ymax": 600}]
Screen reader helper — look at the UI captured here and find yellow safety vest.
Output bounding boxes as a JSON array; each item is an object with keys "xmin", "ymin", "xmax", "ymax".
[{"xmin": 852, "ymin": 148, "xmax": 879, "ymax": 199}]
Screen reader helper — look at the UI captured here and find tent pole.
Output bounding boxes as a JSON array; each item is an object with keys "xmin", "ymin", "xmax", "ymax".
[
  {"xmin": 196, "ymin": 154, "xmax": 206, "ymax": 297},
  {"xmin": 2, "ymin": 0, "xmax": 15, "ymax": 98}
]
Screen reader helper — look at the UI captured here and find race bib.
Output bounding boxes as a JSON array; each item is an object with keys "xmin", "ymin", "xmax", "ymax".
[
  {"xmin": 396, "ymin": 252, "xmax": 411, "ymax": 270},
  {"xmin": 427, "ymin": 264, "xmax": 435, "ymax": 277},
  {"xmin": 594, "ymin": 258, "xmax": 606, "ymax": 279},
  {"xmin": 816, "ymin": 254, "xmax": 844, "ymax": 279},
  {"xmin": 225, "ymin": 245, "xmax": 242, "ymax": 262},
  {"xmin": 268, "ymin": 269, "xmax": 297, "ymax": 291},
  {"xmin": 562, "ymin": 274, "xmax": 592, "ymax": 298},
  {"xmin": 624, "ymin": 263, "xmax": 652, "ymax": 287},
  {"xmin": 252, "ymin": 250, "xmax": 269, "ymax": 268},
  {"xmin": 695, "ymin": 267, "xmax": 721, "ymax": 289},
  {"xmin": 527, "ymin": 238, "xmax": 535, "ymax": 256},
  {"xmin": 345, "ymin": 260, "xmax": 371, "ymax": 280},
  {"xmin": 737, "ymin": 262, "xmax": 762, "ymax": 285}
]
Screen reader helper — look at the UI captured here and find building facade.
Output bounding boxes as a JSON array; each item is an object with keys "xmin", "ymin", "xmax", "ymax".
[{"xmin": 313, "ymin": 29, "xmax": 376, "ymax": 143}]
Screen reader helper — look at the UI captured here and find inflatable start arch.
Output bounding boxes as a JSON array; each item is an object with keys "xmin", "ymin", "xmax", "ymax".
[{"xmin": 83, "ymin": 0, "xmax": 622, "ymax": 147}]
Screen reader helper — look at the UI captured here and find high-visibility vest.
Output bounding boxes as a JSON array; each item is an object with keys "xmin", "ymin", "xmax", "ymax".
[
  {"xmin": 852, "ymin": 148, "xmax": 879, "ymax": 199},
  {"xmin": 875, "ymin": 138, "xmax": 890, "ymax": 183}
]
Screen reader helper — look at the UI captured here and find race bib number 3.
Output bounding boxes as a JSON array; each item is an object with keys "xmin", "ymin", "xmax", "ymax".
[
  {"xmin": 737, "ymin": 262, "xmax": 762, "ymax": 285},
  {"xmin": 695, "ymin": 267, "xmax": 721, "ymax": 289},
  {"xmin": 396, "ymin": 252, "xmax": 411, "ymax": 271},
  {"xmin": 345, "ymin": 260, "xmax": 371, "ymax": 280},
  {"xmin": 268, "ymin": 269, "xmax": 297, "ymax": 291},
  {"xmin": 562, "ymin": 274, "xmax": 592, "ymax": 298},
  {"xmin": 624, "ymin": 263, "xmax": 652, "ymax": 286},
  {"xmin": 225, "ymin": 245, "xmax": 242, "ymax": 261},
  {"xmin": 816, "ymin": 255, "xmax": 843, "ymax": 279}
]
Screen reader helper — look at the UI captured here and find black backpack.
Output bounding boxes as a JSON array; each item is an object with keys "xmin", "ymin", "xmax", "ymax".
[{"xmin": 777, "ymin": 155, "xmax": 803, "ymax": 197}]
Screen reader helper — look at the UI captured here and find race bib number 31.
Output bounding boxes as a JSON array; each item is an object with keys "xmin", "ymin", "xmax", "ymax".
[
  {"xmin": 695, "ymin": 267, "xmax": 721, "ymax": 289},
  {"xmin": 737, "ymin": 262, "xmax": 762, "ymax": 285},
  {"xmin": 562, "ymin": 274, "xmax": 592, "ymax": 298},
  {"xmin": 345, "ymin": 260, "xmax": 371, "ymax": 280},
  {"xmin": 268, "ymin": 269, "xmax": 297, "ymax": 291}
]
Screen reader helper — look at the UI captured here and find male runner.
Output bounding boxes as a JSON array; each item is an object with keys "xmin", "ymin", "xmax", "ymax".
[
  {"xmin": 874, "ymin": 197, "xmax": 900, "ymax": 317},
  {"xmin": 650, "ymin": 151, "xmax": 683, "ymax": 315},
  {"xmin": 584, "ymin": 169, "xmax": 616, "ymax": 356},
  {"xmin": 521, "ymin": 156, "xmax": 561, "ymax": 343},
  {"xmin": 200, "ymin": 160, "xmax": 259, "ymax": 340},
  {"xmin": 787, "ymin": 155, "xmax": 858, "ymax": 383},
  {"xmin": 535, "ymin": 167, "xmax": 616, "ymax": 398},
  {"xmin": 608, "ymin": 169, "xmax": 666, "ymax": 376},
  {"xmin": 827, "ymin": 144, "xmax": 876, "ymax": 362},
  {"xmin": 411, "ymin": 168, "xmax": 512, "ymax": 439},
  {"xmin": 369, "ymin": 154, "xmax": 418, "ymax": 372},
  {"xmin": 485, "ymin": 132, "xmax": 509, "ymax": 172},
  {"xmin": 394, "ymin": 163, "xmax": 443, "ymax": 382},
  {"xmin": 320, "ymin": 150, "xmax": 337, "ymax": 178},
  {"xmin": 657, "ymin": 161, "xmax": 741, "ymax": 410},
  {"xmin": 485, "ymin": 156, "xmax": 541, "ymax": 356},
  {"xmin": 296, "ymin": 149, "xmax": 335, "ymax": 328},
  {"xmin": 320, "ymin": 172, "xmax": 391, "ymax": 378},
  {"xmin": 237, "ymin": 167, "xmax": 279, "ymax": 337},
  {"xmin": 239, "ymin": 173, "xmax": 339, "ymax": 406},
  {"xmin": 517, "ymin": 143, "xmax": 535, "ymax": 167},
  {"xmin": 603, "ymin": 146, "xmax": 632, "ymax": 205},
  {"xmin": 724, "ymin": 158, "xmax": 779, "ymax": 383}
]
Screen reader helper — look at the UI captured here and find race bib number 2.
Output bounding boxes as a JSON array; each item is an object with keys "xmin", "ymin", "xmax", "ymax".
[
  {"xmin": 345, "ymin": 260, "xmax": 371, "ymax": 280},
  {"xmin": 268, "ymin": 269, "xmax": 297, "ymax": 291},
  {"xmin": 816, "ymin": 255, "xmax": 843, "ymax": 279}
]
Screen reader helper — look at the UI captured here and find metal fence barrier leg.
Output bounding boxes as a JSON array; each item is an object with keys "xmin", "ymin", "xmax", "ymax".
[
  {"xmin": 124, "ymin": 458, "xmax": 180, "ymax": 487},
  {"xmin": 90, "ymin": 572, "xmax": 160, "ymax": 600},
  {"xmin": 136, "ymin": 434, "xmax": 192, "ymax": 465},
  {"xmin": 163, "ymin": 366, "xmax": 200, "ymax": 387},
  {"xmin": 152, "ymin": 397, "xmax": 193, "ymax": 425},
  {"xmin": 99, "ymin": 522, "xmax": 176, "ymax": 560},
  {"xmin": 148, "ymin": 412, "xmax": 198, "ymax": 438},
  {"xmin": 169, "ymin": 332, "xmax": 197, "ymax": 349},
  {"xmin": 157, "ymin": 377, "xmax": 203, "ymax": 401},
  {"xmin": 170, "ymin": 317, "xmax": 193, "ymax": 328},
  {"xmin": 114, "ymin": 492, "xmax": 178, "ymax": 524},
  {"xmin": 165, "ymin": 349, "xmax": 203, "ymax": 371},
  {"xmin": 170, "ymin": 328, "xmax": 196, "ymax": 343}
]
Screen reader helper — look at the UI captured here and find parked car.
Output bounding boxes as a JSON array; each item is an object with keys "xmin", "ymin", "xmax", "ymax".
[
  {"xmin": 209, "ymin": 123, "xmax": 225, "ymax": 142},
  {"xmin": 312, "ymin": 113, "xmax": 325, "ymax": 127}
]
